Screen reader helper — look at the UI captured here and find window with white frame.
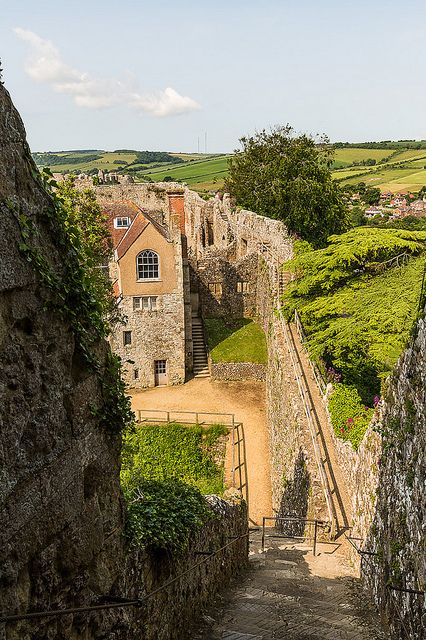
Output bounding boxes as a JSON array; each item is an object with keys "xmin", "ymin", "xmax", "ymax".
[
  {"xmin": 137, "ymin": 250, "xmax": 159, "ymax": 280},
  {"xmin": 133, "ymin": 296, "xmax": 158, "ymax": 311},
  {"xmin": 114, "ymin": 217, "xmax": 130, "ymax": 228}
]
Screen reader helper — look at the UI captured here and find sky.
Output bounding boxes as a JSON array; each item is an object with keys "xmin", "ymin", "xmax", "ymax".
[{"xmin": 1, "ymin": 0, "xmax": 426, "ymax": 153}]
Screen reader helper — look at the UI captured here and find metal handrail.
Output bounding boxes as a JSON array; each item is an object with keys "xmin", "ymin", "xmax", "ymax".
[
  {"xmin": 293, "ymin": 310, "xmax": 328, "ymax": 396},
  {"xmin": 136, "ymin": 409, "xmax": 235, "ymax": 426},
  {"xmin": 261, "ymin": 515, "xmax": 323, "ymax": 556},
  {"xmin": 278, "ymin": 310, "xmax": 338, "ymax": 537},
  {"xmin": 0, "ymin": 531, "xmax": 249, "ymax": 624},
  {"xmin": 344, "ymin": 533, "xmax": 424, "ymax": 639}
]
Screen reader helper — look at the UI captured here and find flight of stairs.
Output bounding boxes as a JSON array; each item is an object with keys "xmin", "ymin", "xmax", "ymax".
[{"xmin": 192, "ymin": 317, "xmax": 210, "ymax": 378}]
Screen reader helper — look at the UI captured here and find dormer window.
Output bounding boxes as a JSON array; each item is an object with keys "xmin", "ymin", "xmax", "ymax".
[
  {"xmin": 137, "ymin": 250, "xmax": 160, "ymax": 280},
  {"xmin": 114, "ymin": 217, "xmax": 130, "ymax": 228}
]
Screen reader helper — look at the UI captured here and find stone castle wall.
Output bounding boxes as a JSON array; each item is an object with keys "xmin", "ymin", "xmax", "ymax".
[
  {"xmin": 119, "ymin": 497, "xmax": 248, "ymax": 640},
  {"xmin": 256, "ymin": 259, "xmax": 328, "ymax": 524},
  {"xmin": 362, "ymin": 322, "xmax": 426, "ymax": 638},
  {"xmin": 210, "ymin": 361, "xmax": 266, "ymax": 381},
  {"xmin": 0, "ymin": 84, "xmax": 125, "ymax": 640},
  {"xmin": 111, "ymin": 292, "xmax": 186, "ymax": 388}
]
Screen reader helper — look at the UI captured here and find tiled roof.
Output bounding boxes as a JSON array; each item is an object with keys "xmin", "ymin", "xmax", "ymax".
[
  {"xmin": 103, "ymin": 200, "xmax": 170, "ymax": 258},
  {"xmin": 103, "ymin": 201, "xmax": 140, "ymax": 248}
]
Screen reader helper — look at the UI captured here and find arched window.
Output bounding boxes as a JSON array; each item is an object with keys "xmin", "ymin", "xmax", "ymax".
[{"xmin": 137, "ymin": 250, "xmax": 160, "ymax": 280}]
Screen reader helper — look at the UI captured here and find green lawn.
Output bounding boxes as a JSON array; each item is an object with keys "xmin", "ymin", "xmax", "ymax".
[{"xmin": 204, "ymin": 318, "xmax": 267, "ymax": 364}]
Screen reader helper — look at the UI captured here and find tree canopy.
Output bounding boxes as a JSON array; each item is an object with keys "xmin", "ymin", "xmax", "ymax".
[
  {"xmin": 281, "ymin": 228, "xmax": 426, "ymax": 403},
  {"xmin": 225, "ymin": 125, "xmax": 349, "ymax": 247}
]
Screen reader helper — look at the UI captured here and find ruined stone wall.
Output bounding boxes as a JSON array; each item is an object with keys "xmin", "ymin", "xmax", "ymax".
[
  {"xmin": 194, "ymin": 252, "xmax": 259, "ymax": 319},
  {"xmin": 256, "ymin": 259, "xmax": 327, "ymax": 524},
  {"xmin": 360, "ymin": 321, "xmax": 426, "ymax": 639},
  {"xmin": 89, "ymin": 182, "xmax": 185, "ymax": 227}
]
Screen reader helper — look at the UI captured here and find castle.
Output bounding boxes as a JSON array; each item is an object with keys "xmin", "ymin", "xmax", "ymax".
[{"xmin": 91, "ymin": 181, "xmax": 293, "ymax": 389}]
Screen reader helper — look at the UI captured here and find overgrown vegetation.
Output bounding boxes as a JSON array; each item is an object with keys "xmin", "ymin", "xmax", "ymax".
[
  {"xmin": 225, "ymin": 125, "xmax": 349, "ymax": 248},
  {"xmin": 204, "ymin": 318, "xmax": 267, "ymax": 363},
  {"xmin": 123, "ymin": 478, "xmax": 211, "ymax": 553},
  {"xmin": 15, "ymin": 169, "xmax": 132, "ymax": 432},
  {"xmin": 328, "ymin": 385, "xmax": 374, "ymax": 450},
  {"xmin": 121, "ymin": 423, "xmax": 228, "ymax": 551},
  {"xmin": 281, "ymin": 227, "xmax": 426, "ymax": 446}
]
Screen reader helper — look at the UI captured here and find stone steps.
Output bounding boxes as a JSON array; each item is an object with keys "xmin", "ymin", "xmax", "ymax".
[
  {"xmin": 192, "ymin": 318, "xmax": 210, "ymax": 378},
  {"xmin": 200, "ymin": 533, "xmax": 387, "ymax": 640}
]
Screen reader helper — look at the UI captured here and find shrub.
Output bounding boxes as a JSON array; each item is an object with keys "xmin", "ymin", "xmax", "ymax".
[
  {"xmin": 121, "ymin": 423, "xmax": 226, "ymax": 495},
  {"xmin": 123, "ymin": 478, "xmax": 211, "ymax": 552},
  {"xmin": 328, "ymin": 384, "xmax": 374, "ymax": 450}
]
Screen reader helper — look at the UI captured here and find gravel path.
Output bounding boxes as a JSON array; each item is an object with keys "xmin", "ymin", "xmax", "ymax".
[{"xmin": 129, "ymin": 378, "xmax": 273, "ymax": 525}]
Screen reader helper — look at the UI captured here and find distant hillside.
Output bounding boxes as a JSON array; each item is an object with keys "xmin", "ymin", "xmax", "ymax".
[
  {"xmin": 32, "ymin": 149, "xmax": 230, "ymax": 194},
  {"xmin": 32, "ymin": 140, "xmax": 426, "ymax": 195}
]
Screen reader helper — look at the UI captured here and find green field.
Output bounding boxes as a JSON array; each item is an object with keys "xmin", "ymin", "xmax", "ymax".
[
  {"xmin": 332, "ymin": 148, "xmax": 395, "ymax": 168},
  {"xmin": 33, "ymin": 149, "xmax": 230, "ymax": 193},
  {"xmin": 33, "ymin": 140, "xmax": 426, "ymax": 195},
  {"xmin": 140, "ymin": 155, "xmax": 231, "ymax": 190}
]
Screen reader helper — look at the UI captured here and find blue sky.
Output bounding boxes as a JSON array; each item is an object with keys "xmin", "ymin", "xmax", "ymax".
[{"xmin": 1, "ymin": 0, "xmax": 426, "ymax": 152}]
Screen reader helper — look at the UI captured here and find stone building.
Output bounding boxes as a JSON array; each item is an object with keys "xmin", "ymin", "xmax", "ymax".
[
  {"xmin": 96, "ymin": 183, "xmax": 293, "ymax": 388},
  {"xmin": 105, "ymin": 199, "xmax": 192, "ymax": 388}
]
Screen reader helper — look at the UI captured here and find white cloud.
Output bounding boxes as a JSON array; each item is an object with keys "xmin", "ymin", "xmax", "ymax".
[
  {"xmin": 130, "ymin": 87, "xmax": 201, "ymax": 117},
  {"xmin": 14, "ymin": 27, "xmax": 200, "ymax": 117}
]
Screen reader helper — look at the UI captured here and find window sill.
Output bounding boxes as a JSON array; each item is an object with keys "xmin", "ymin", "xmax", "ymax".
[{"xmin": 136, "ymin": 279, "xmax": 162, "ymax": 283}]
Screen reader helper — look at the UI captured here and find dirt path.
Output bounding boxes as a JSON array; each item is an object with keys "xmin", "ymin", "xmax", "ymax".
[{"xmin": 130, "ymin": 378, "xmax": 273, "ymax": 525}]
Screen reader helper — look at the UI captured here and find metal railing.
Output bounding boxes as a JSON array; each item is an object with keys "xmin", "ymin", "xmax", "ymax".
[
  {"xmin": 0, "ymin": 531, "xmax": 249, "ymax": 624},
  {"xmin": 135, "ymin": 410, "xmax": 247, "ymax": 502},
  {"xmin": 344, "ymin": 533, "xmax": 425, "ymax": 639},
  {"xmin": 261, "ymin": 516, "xmax": 323, "ymax": 556},
  {"xmin": 136, "ymin": 409, "xmax": 235, "ymax": 427},
  {"xmin": 278, "ymin": 310, "xmax": 338, "ymax": 538},
  {"xmin": 293, "ymin": 310, "xmax": 328, "ymax": 396}
]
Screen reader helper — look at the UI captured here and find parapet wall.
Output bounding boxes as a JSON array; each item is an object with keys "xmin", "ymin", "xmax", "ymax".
[{"xmin": 120, "ymin": 497, "xmax": 248, "ymax": 640}]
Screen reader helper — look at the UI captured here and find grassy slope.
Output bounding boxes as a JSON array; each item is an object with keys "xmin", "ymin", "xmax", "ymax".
[
  {"xmin": 141, "ymin": 155, "xmax": 230, "ymax": 187},
  {"xmin": 204, "ymin": 318, "xmax": 267, "ymax": 364},
  {"xmin": 34, "ymin": 144, "xmax": 426, "ymax": 194}
]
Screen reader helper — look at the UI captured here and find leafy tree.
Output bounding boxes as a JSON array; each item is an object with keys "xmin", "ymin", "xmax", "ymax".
[
  {"xmin": 349, "ymin": 206, "xmax": 366, "ymax": 227},
  {"xmin": 54, "ymin": 176, "xmax": 119, "ymax": 327},
  {"xmin": 225, "ymin": 125, "xmax": 349, "ymax": 247},
  {"xmin": 281, "ymin": 229, "xmax": 426, "ymax": 403},
  {"xmin": 361, "ymin": 186, "xmax": 381, "ymax": 205}
]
